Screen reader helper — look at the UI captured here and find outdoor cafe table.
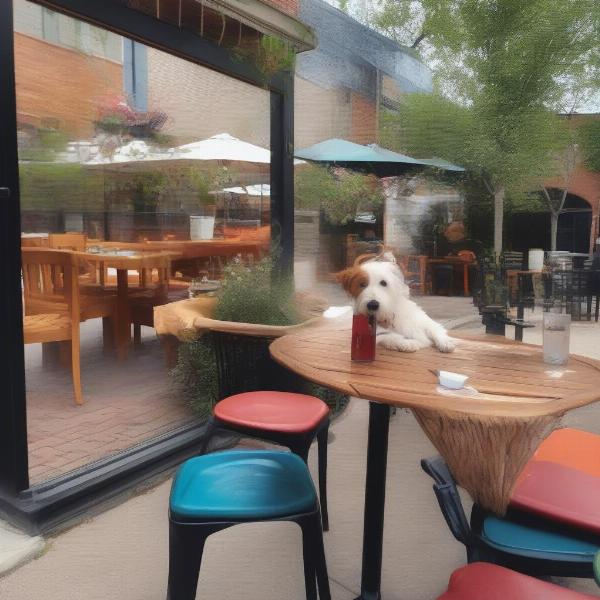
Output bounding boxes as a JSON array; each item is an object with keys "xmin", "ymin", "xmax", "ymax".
[
  {"xmin": 270, "ymin": 322, "xmax": 600, "ymax": 600},
  {"xmin": 427, "ymin": 256, "xmax": 475, "ymax": 296},
  {"xmin": 143, "ymin": 239, "xmax": 268, "ymax": 276},
  {"xmin": 77, "ymin": 248, "xmax": 178, "ymax": 361}
]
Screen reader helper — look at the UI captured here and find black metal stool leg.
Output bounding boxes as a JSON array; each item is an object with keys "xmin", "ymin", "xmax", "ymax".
[
  {"xmin": 167, "ymin": 521, "xmax": 207, "ymax": 600},
  {"xmin": 317, "ymin": 423, "xmax": 329, "ymax": 532},
  {"xmin": 312, "ymin": 512, "xmax": 331, "ymax": 600},
  {"xmin": 299, "ymin": 517, "xmax": 318, "ymax": 600}
]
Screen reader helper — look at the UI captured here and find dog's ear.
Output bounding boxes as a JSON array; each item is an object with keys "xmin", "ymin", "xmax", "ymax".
[
  {"xmin": 353, "ymin": 253, "xmax": 378, "ymax": 267},
  {"xmin": 336, "ymin": 267, "xmax": 355, "ymax": 293},
  {"xmin": 336, "ymin": 266, "xmax": 368, "ymax": 297}
]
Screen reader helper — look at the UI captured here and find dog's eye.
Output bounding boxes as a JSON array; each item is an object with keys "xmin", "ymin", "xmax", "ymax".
[
  {"xmin": 359, "ymin": 281, "xmax": 367, "ymax": 288},
  {"xmin": 380, "ymin": 280, "xmax": 387, "ymax": 287}
]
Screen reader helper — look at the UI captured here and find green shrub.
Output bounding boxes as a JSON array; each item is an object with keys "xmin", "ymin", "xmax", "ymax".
[{"xmin": 171, "ymin": 255, "xmax": 347, "ymax": 417}]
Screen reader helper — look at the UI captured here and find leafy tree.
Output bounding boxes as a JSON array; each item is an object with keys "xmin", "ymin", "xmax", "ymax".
[
  {"xmin": 579, "ymin": 118, "xmax": 600, "ymax": 171},
  {"xmin": 375, "ymin": 0, "xmax": 600, "ymax": 255}
]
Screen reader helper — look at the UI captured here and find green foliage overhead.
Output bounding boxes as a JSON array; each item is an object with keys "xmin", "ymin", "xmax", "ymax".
[
  {"xmin": 381, "ymin": 93, "xmax": 569, "ymax": 196},
  {"xmin": 375, "ymin": 0, "xmax": 600, "ymax": 253},
  {"xmin": 294, "ymin": 164, "xmax": 384, "ymax": 225},
  {"xmin": 358, "ymin": 0, "xmax": 600, "ymax": 110},
  {"xmin": 579, "ymin": 119, "xmax": 600, "ymax": 171}
]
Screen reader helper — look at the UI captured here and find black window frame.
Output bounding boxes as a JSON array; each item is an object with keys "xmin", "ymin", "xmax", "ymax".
[{"xmin": 0, "ymin": 0, "xmax": 294, "ymax": 534}]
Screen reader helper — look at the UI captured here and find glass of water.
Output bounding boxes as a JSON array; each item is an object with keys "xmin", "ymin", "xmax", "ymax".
[{"xmin": 543, "ymin": 312, "xmax": 571, "ymax": 365}]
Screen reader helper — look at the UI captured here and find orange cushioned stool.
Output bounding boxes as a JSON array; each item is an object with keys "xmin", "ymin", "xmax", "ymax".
[
  {"xmin": 438, "ymin": 563, "xmax": 599, "ymax": 600},
  {"xmin": 511, "ymin": 428, "xmax": 600, "ymax": 534},
  {"xmin": 201, "ymin": 391, "xmax": 331, "ymax": 530}
]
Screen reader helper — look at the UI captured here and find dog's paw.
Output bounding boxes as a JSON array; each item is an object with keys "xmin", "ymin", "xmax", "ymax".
[
  {"xmin": 379, "ymin": 334, "xmax": 420, "ymax": 353},
  {"xmin": 435, "ymin": 336, "xmax": 457, "ymax": 353}
]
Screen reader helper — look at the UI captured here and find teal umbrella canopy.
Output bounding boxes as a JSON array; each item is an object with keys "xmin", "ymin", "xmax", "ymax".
[
  {"xmin": 367, "ymin": 144, "xmax": 429, "ymax": 166},
  {"xmin": 295, "ymin": 138, "xmax": 465, "ymax": 175},
  {"xmin": 295, "ymin": 138, "xmax": 383, "ymax": 162},
  {"xmin": 418, "ymin": 157, "xmax": 465, "ymax": 172}
]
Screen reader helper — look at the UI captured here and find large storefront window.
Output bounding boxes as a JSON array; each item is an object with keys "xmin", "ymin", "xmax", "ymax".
[{"xmin": 15, "ymin": 0, "xmax": 271, "ymax": 484}]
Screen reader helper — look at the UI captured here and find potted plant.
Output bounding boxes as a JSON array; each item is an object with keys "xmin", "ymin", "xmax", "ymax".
[{"xmin": 165, "ymin": 256, "xmax": 347, "ymax": 417}]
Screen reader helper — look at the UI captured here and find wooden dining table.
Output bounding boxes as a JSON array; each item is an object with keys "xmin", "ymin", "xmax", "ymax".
[
  {"xmin": 270, "ymin": 321, "xmax": 600, "ymax": 600},
  {"xmin": 77, "ymin": 248, "xmax": 179, "ymax": 360},
  {"xmin": 143, "ymin": 239, "xmax": 268, "ymax": 276}
]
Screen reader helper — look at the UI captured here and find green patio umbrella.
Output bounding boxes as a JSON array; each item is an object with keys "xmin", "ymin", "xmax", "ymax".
[{"xmin": 295, "ymin": 138, "xmax": 463, "ymax": 176}]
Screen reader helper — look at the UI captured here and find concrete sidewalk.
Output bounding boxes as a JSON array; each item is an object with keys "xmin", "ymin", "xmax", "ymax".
[{"xmin": 2, "ymin": 298, "xmax": 600, "ymax": 599}]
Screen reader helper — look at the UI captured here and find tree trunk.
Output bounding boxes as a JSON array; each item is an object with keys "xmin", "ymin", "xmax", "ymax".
[
  {"xmin": 494, "ymin": 187, "xmax": 505, "ymax": 259},
  {"xmin": 550, "ymin": 211, "xmax": 559, "ymax": 252}
]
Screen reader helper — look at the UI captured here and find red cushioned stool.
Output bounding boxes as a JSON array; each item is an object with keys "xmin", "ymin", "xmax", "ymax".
[
  {"xmin": 511, "ymin": 428, "xmax": 600, "ymax": 535},
  {"xmin": 438, "ymin": 563, "xmax": 599, "ymax": 600},
  {"xmin": 201, "ymin": 391, "xmax": 331, "ymax": 530}
]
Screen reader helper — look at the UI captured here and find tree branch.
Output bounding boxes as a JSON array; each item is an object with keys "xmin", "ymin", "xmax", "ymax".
[{"xmin": 411, "ymin": 31, "xmax": 428, "ymax": 48}]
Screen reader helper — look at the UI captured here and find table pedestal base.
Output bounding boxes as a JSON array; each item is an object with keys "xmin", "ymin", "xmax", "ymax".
[
  {"xmin": 413, "ymin": 408, "xmax": 556, "ymax": 514},
  {"xmin": 355, "ymin": 401, "xmax": 391, "ymax": 600}
]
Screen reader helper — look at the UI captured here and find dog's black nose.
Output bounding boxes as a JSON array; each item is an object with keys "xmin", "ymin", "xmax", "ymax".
[{"xmin": 367, "ymin": 300, "xmax": 379, "ymax": 312}]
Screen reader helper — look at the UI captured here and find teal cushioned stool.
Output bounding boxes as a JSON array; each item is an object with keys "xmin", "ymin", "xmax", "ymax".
[
  {"xmin": 167, "ymin": 450, "xmax": 330, "ymax": 600},
  {"xmin": 422, "ymin": 456, "xmax": 600, "ymax": 579},
  {"xmin": 481, "ymin": 516, "xmax": 600, "ymax": 563}
]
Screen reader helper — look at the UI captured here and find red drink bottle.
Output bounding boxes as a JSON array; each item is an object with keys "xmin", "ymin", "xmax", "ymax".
[{"xmin": 351, "ymin": 313, "xmax": 376, "ymax": 362}]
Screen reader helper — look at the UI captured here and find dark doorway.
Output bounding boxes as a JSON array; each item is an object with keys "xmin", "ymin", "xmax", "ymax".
[
  {"xmin": 557, "ymin": 195, "xmax": 593, "ymax": 253},
  {"xmin": 507, "ymin": 193, "xmax": 592, "ymax": 253}
]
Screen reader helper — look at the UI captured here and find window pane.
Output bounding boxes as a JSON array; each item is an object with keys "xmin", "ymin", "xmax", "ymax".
[{"xmin": 15, "ymin": 0, "xmax": 270, "ymax": 484}]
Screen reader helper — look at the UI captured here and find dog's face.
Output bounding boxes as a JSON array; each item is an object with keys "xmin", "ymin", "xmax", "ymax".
[{"xmin": 337, "ymin": 253, "xmax": 409, "ymax": 328}]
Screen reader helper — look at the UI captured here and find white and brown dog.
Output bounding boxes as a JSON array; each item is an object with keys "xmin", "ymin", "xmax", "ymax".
[{"xmin": 337, "ymin": 252, "xmax": 456, "ymax": 353}]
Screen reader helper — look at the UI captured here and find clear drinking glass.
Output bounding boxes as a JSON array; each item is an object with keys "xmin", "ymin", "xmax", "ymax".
[{"xmin": 543, "ymin": 313, "xmax": 571, "ymax": 365}]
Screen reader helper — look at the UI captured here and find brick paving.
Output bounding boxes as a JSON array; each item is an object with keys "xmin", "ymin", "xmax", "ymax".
[{"xmin": 25, "ymin": 320, "xmax": 195, "ymax": 484}]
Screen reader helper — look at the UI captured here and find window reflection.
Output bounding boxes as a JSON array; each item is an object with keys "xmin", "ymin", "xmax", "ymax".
[{"xmin": 15, "ymin": 0, "xmax": 271, "ymax": 483}]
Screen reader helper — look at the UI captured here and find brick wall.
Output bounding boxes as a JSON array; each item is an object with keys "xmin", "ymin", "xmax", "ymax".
[
  {"xmin": 350, "ymin": 92, "xmax": 378, "ymax": 144},
  {"xmin": 147, "ymin": 47, "xmax": 271, "ymax": 147},
  {"xmin": 294, "ymin": 77, "xmax": 353, "ymax": 147},
  {"xmin": 544, "ymin": 166, "xmax": 600, "ymax": 253},
  {"xmin": 14, "ymin": 33, "xmax": 123, "ymax": 137},
  {"xmin": 263, "ymin": 0, "xmax": 299, "ymax": 16}
]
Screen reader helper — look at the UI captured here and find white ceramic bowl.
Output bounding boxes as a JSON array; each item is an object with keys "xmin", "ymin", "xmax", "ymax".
[{"xmin": 438, "ymin": 370, "xmax": 469, "ymax": 390}]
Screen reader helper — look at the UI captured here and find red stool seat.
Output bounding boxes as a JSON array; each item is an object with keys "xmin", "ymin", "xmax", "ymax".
[
  {"xmin": 438, "ymin": 563, "xmax": 598, "ymax": 600},
  {"xmin": 214, "ymin": 391, "xmax": 329, "ymax": 434},
  {"xmin": 511, "ymin": 428, "xmax": 600, "ymax": 534}
]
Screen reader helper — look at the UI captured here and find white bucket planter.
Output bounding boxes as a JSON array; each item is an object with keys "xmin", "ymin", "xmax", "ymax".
[
  {"xmin": 190, "ymin": 215, "xmax": 215, "ymax": 240},
  {"xmin": 528, "ymin": 248, "xmax": 544, "ymax": 271}
]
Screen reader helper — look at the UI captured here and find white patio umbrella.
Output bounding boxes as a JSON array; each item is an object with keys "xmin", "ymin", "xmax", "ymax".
[
  {"xmin": 177, "ymin": 133, "xmax": 271, "ymax": 163},
  {"xmin": 177, "ymin": 133, "xmax": 304, "ymax": 166}
]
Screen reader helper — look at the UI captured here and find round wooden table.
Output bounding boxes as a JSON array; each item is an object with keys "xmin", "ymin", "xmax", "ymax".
[{"xmin": 270, "ymin": 322, "xmax": 600, "ymax": 600}]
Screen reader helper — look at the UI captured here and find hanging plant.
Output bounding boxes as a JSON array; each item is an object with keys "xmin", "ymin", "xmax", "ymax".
[{"xmin": 233, "ymin": 34, "xmax": 296, "ymax": 80}]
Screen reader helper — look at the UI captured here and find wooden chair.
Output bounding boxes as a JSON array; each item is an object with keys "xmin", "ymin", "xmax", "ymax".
[
  {"xmin": 398, "ymin": 255, "xmax": 428, "ymax": 295},
  {"xmin": 129, "ymin": 254, "xmax": 186, "ymax": 345},
  {"xmin": 48, "ymin": 232, "xmax": 87, "ymax": 251},
  {"xmin": 21, "ymin": 248, "xmax": 83, "ymax": 405}
]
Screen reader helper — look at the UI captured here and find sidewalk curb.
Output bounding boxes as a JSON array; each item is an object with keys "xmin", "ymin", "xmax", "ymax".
[{"xmin": 0, "ymin": 521, "xmax": 45, "ymax": 578}]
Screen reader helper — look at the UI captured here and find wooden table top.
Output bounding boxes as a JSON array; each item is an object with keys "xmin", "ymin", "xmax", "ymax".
[
  {"xmin": 270, "ymin": 323, "xmax": 600, "ymax": 419},
  {"xmin": 75, "ymin": 249, "xmax": 177, "ymax": 270},
  {"xmin": 143, "ymin": 239, "xmax": 267, "ymax": 259},
  {"xmin": 271, "ymin": 322, "xmax": 600, "ymax": 514}
]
